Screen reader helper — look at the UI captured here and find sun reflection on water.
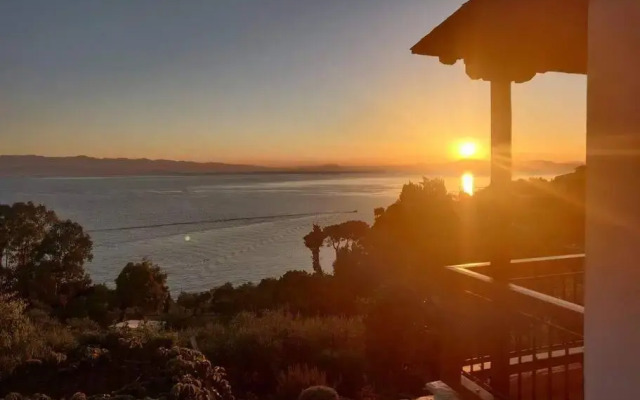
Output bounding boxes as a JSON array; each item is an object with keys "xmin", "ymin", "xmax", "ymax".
[{"xmin": 461, "ymin": 172, "xmax": 474, "ymax": 195}]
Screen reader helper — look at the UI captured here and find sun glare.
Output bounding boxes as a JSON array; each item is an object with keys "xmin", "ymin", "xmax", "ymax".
[
  {"xmin": 458, "ymin": 141, "xmax": 477, "ymax": 158},
  {"xmin": 461, "ymin": 173, "xmax": 474, "ymax": 195}
]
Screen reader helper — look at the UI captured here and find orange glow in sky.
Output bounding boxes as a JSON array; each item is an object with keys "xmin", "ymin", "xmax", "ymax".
[{"xmin": 0, "ymin": 1, "xmax": 586, "ymax": 166}]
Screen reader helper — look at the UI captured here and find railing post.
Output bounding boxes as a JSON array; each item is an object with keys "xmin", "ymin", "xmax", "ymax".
[{"xmin": 437, "ymin": 273, "xmax": 468, "ymax": 394}]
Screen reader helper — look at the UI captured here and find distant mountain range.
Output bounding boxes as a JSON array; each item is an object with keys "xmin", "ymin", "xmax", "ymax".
[{"xmin": 0, "ymin": 155, "xmax": 582, "ymax": 177}]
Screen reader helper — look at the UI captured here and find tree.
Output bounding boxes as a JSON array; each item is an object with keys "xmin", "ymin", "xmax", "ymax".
[
  {"xmin": 0, "ymin": 202, "xmax": 57, "ymax": 282},
  {"xmin": 115, "ymin": 259, "xmax": 169, "ymax": 318},
  {"xmin": 62, "ymin": 284, "xmax": 117, "ymax": 326},
  {"xmin": 303, "ymin": 224, "xmax": 326, "ymax": 275},
  {"xmin": 177, "ymin": 291, "xmax": 212, "ymax": 316},
  {"xmin": 367, "ymin": 178, "xmax": 459, "ymax": 282},
  {"xmin": 0, "ymin": 202, "xmax": 93, "ymax": 306},
  {"xmin": 323, "ymin": 221, "xmax": 369, "ymax": 257}
]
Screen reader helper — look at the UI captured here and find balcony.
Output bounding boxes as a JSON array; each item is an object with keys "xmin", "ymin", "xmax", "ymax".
[{"xmin": 436, "ymin": 255, "xmax": 585, "ymax": 400}]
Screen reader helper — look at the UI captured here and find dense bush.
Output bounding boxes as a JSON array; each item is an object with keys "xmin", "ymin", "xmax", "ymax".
[
  {"xmin": 364, "ymin": 286, "xmax": 439, "ymax": 395},
  {"xmin": 173, "ymin": 271, "xmax": 362, "ymax": 319},
  {"xmin": 1, "ymin": 327, "xmax": 232, "ymax": 400},
  {"xmin": 276, "ymin": 365, "xmax": 328, "ymax": 400},
  {"xmin": 0, "ymin": 293, "xmax": 74, "ymax": 377},
  {"xmin": 185, "ymin": 311, "xmax": 364, "ymax": 398},
  {"xmin": 0, "ymin": 293, "xmax": 41, "ymax": 376},
  {"xmin": 297, "ymin": 386, "xmax": 339, "ymax": 400}
]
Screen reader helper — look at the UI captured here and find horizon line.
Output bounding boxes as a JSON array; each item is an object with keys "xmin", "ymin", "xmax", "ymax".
[{"xmin": 0, "ymin": 153, "xmax": 586, "ymax": 169}]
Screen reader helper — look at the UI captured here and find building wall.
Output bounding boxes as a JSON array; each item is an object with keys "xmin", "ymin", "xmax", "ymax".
[{"xmin": 586, "ymin": 1, "xmax": 640, "ymax": 399}]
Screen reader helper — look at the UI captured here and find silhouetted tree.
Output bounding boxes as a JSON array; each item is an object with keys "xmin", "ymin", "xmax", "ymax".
[
  {"xmin": 0, "ymin": 202, "xmax": 93, "ymax": 306},
  {"xmin": 323, "ymin": 221, "xmax": 369, "ymax": 257},
  {"xmin": 367, "ymin": 178, "xmax": 459, "ymax": 282},
  {"xmin": 373, "ymin": 207, "xmax": 385, "ymax": 221},
  {"xmin": 115, "ymin": 259, "xmax": 169, "ymax": 319},
  {"xmin": 177, "ymin": 290, "xmax": 212, "ymax": 316},
  {"xmin": 62, "ymin": 284, "xmax": 117, "ymax": 326},
  {"xmin": 303, "ymin": 224, "xmax": 326, "ymax": 274}
]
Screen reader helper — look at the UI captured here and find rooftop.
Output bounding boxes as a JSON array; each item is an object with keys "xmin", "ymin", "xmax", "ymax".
[{"xmin": 411, "ymin": 0, "xmax": 588, "ymax": 82}]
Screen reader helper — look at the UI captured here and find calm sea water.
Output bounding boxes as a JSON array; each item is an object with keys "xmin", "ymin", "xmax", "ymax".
[{"xmin": 0, "ymin": 173, "xmax": 485, "ymax": 293}]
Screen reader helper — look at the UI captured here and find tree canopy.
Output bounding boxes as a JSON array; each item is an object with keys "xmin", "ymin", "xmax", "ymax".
[
  {"xmin": 303, "ymin": 224, "xmax": 326, "ymax": 275},
  {"xmin": 0, "ymin": 202, "xmax": 93, "ymax": 306},
  {"xmin": 115, "ymin": 259, "xmax": 170, "ymax": 316}
]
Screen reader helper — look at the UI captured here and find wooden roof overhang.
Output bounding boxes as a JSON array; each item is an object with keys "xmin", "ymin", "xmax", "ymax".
[{"xmin": 411, "ymin": 0, "xmax": 588, "ymax": 83}]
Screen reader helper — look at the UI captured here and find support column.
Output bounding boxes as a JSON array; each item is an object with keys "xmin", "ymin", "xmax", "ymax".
[
  {"xmin": 586, "ymin": 1, "xmax": 640, "ymax": 399},
  {"xmin": 490, "ymin": 79, "xmax": 513, "ymax": 279},
  {"xmin": 489, "ymin": 79, "xmax": 513, "ymax": 397}
]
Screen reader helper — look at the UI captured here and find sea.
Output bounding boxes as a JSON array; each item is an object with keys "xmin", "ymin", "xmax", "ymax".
[{"xmin": 0, "ymin": 173, "xmax": 485, "ymax": 293}]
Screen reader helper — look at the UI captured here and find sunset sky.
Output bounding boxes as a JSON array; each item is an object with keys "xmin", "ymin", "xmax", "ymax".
[{"xmin": 0, "ymin": 0, "xmax": 586, "ymax": 166}]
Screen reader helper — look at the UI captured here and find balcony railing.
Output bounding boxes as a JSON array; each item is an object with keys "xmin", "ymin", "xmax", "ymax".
[{"xmin": 437, "ymin": 255, "xmax": 585, "ymax": 400}]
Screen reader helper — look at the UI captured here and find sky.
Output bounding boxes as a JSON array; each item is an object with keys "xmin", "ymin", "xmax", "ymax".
[{"xmin": 0, "ymin": 0, "xmax": 586, "ymax": 166}]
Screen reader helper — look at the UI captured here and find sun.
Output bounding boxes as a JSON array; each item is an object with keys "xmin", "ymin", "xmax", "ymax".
[{"xmin": 458, "ymin": 141, "xmax": 478, "ymax": 158}]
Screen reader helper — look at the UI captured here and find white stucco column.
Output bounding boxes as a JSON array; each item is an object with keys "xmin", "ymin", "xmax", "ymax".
[{"xmin": 586, "ymin": 1, "xmax": 640, "ymax": 399}]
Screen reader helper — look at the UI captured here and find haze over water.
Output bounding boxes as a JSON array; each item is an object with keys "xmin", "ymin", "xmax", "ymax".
[{"xmin": 0, "ymin": 173, "xmax": 488, "ymax": 293}]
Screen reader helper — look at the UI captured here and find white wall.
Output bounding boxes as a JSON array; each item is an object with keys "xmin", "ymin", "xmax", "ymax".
[{"xmin": 586, "ymin": 1, "xmax": 640, "ymax": 399}]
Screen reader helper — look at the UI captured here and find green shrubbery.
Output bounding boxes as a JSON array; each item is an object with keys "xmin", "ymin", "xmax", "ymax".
[
  {"xmin": 0, "ymin": 294, "xmax": 76, "ymax": 377},
  {"xmin": 2, "ymin": 325, "xmax": 232, "ymax": 400},
  {"xmin": 184, "ymin": 311, "xmax": 364, "ymax": 398}
]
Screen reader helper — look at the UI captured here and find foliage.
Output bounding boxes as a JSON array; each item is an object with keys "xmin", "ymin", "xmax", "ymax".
[
  {"xmin": 0, "ymin": 293, "xmax": 39, "ymax": 375},
  {"xmin": 115, "ymin": 259, "xmax": 170, "ymax": 317},
  {"xmin": 186, "ymin": 310, "xmax": 364, "ymax": 398},
  {"xmin": 303, "ymin": 224, "xmax": 326, "ymax": 275},
  {"xmin": 177, "ymin": 291, "xmax": 212, "ymax": 316},
  {"xmin": 0, "ymin": 202, "xmax": 93, "ymax": 307},
  {"xmin": 363, "ymin": 285, "xmax": 438, "ymax": 394},
  {"xmin": 0, "ymin": 293, "xmax": 76, "ymax": 377},
  {"xmin": 173, "ymin": 271, "xmax": 361, "ymax": 319},
  {"xmin": 162, "ymin": 346, "xmax": 234, "ymax": 400},
  {"xmin": 60, "ymin": 284, "xmax": 118, "ymax": 326},
  {"xmin": 276, "ymin": 365, "xmax": 328, "ymax": 400},
  {"xmin": 322, "ymin": 221, "xmax": 369, "ymax": 256},
  {"xmin": 1, "ymin": 327, "xmax": 232, "ymax": 400},
  {"xmin": 298, "ymin": 386, "xmax": 339, "ymax": 400},
  {"xmin": 367, "ymin": 178, "xmax": 459, "ymax": 282}
]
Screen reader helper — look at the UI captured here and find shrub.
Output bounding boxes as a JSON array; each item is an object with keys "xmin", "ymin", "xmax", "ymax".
[
  {"xmin": 364, "ymin": 286, "xmax": 438, "ymax": 395},
  {"xmin": 276, "ymin": 365, "xmax": 327, "ymax": 400},
  {"xmin": 1, "ymin": 327, "xmax": 232, "ymax": 400},
  {"xmin": 298, "ymin": 386, "xmax": 339, "ymax": 400},
  {"xmin": 188, "ymin": 311, "xmax": 365, "ymax": 398},
  {"xmin": 161, "ymin": 346, "xmax": 234, "ymax": 400},
  {"xmin": 0, "ymin": 294, "xmax": 48, "ymax": 376},
  {"xmin": 66, "ymin": 318, "xmax": 101, "ymax": 332}
]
